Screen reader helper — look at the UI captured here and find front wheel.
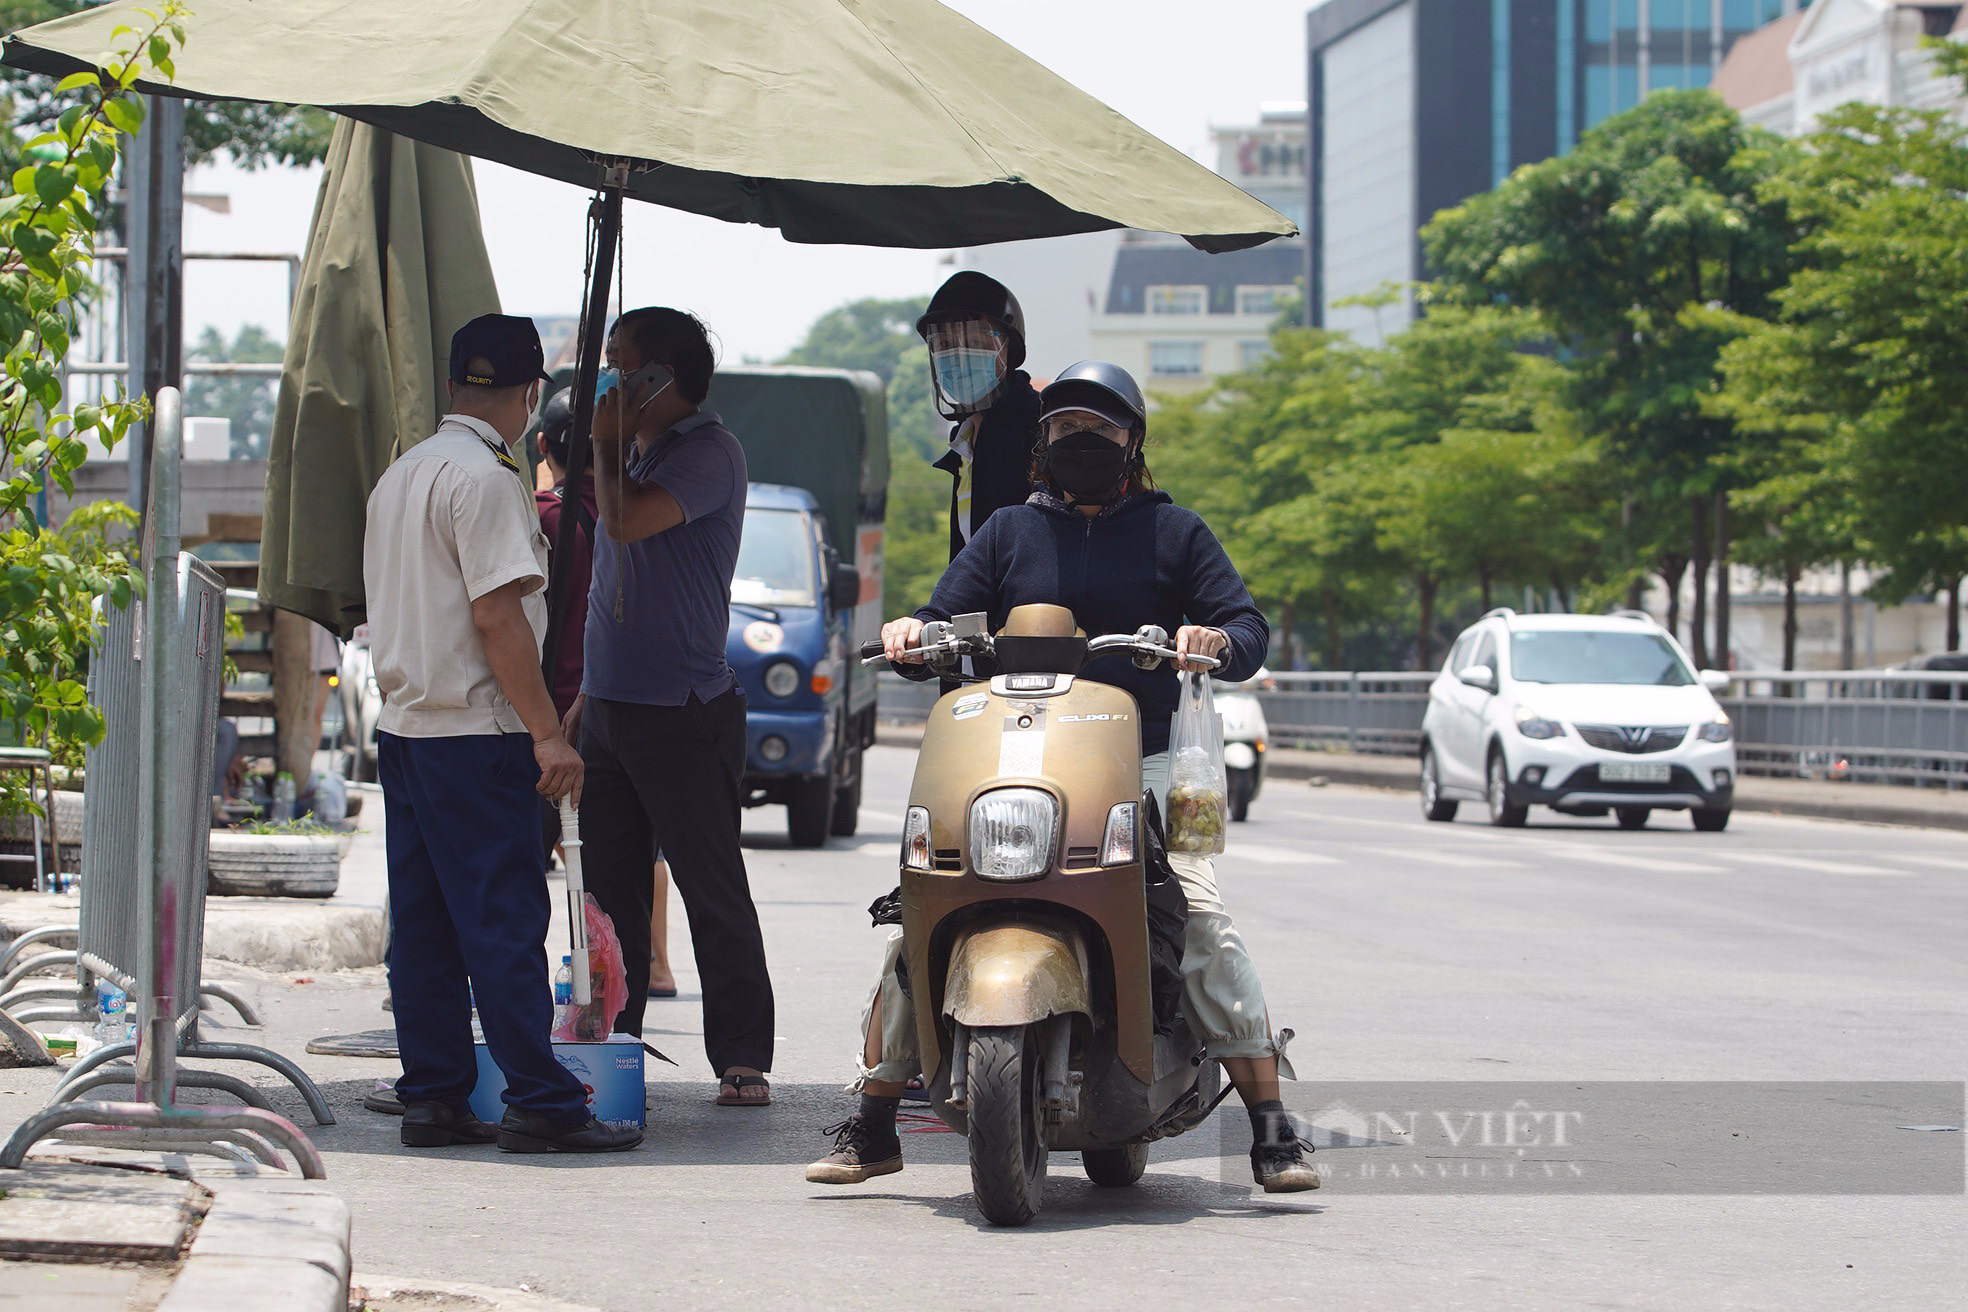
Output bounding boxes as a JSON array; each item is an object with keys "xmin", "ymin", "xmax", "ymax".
[
  {"xmin": 966, "ymin": 1025, "xmax": 1049, "ymax": 1226},
  {"xmin": 787, "ymin": 775, "xmax": 832, "ymax": 848},
  {"xmin": 830, "ymin": 750, "xmax": 863, "ymax": 838},
  {"xmin": 1692, "ymin": 808, "xmax": 1731, "ymax": 833},
  {"xmin": 1615, "ymin": 806, "xmax": 1651, "ymax": 831},
  {"xmin": 1082, "ymin": 1141, "xmax": 1149, "ymax": 1187},
  {"xmin": 1228, "ymin": 768, "xmax": 1254, "ymax": 822},
  {"xmin": 1487, "ymin": 752, "xmax": 1528, "ymax": 828},
  {"xmin": 1421, "ymin": 748, "xmax": 1458, "ymax": 822}
]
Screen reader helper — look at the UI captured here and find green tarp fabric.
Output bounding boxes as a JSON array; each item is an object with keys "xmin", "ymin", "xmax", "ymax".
[
  {"xmin": 259, "ymin": 118, "xmax": 499, "ymax": 633},
  {"xmin": 2, "ymin": 0, "xmax": 1294, "ymax": 251}
]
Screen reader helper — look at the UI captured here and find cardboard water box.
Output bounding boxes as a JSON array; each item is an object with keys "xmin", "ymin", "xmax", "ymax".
[{"xmin": 469, "ymin": 1033, "xmax": 646, "ymax": 1129}]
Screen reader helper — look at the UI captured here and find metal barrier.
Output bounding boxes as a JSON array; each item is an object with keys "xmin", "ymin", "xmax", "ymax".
[
  {"xmin": 876, "ymin": 666, "xmax": 1968, "ymax": 790},
  {"xmin": 2, "ymin": 389, "xmax": 327, "ymax": 1178}
]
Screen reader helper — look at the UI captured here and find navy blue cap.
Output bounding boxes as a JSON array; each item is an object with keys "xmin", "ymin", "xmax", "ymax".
[{"xmin": 449, "ymin": 314, "xmax": 552, "ymax": 388}]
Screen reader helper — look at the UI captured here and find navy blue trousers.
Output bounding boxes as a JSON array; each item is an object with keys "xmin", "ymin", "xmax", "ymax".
[{"xmin": 380, "ymin": 731, "xmax": 586, "ymax": 1125}]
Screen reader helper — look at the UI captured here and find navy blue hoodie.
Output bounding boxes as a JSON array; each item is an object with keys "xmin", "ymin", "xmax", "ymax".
[{"xmin": 907, "ymin": 489, "xmax": 1269, "ymax": 756}]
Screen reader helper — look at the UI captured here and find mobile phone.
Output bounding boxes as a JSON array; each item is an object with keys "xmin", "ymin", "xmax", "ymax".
[{"xmin": 621, "ymin": 362, "xmax": 673, "ymax": 410}]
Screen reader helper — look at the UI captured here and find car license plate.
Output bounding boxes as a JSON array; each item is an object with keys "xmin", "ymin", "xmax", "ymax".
[{"xmin": 1601, "ymin": 761, "xmax": 1670, "ymax": 783}]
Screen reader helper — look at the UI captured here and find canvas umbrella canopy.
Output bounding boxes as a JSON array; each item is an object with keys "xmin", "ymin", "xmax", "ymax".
[{"xmin": 4, "ymin": 0, "xmax": 1296, "ymax": 654}]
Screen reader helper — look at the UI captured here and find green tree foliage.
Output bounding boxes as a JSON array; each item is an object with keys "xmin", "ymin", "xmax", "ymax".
[
  {"xmin": 0, "ymin": 1, "xmax": 333, "ymax": 176},
  {"xmin": 1424, "ymin": 91, "xmax": 1795, "ymax": 666},
  {"xmin": 777, "ymin": 296, "xmax": 947, "ymax": 614},
  {"xmin": 0, "ymin": 9, "xmax": 180, "ymax": 807},
  {"xmin": 185, "ymin": 322, "xmax": 283, "ymax": 458}
]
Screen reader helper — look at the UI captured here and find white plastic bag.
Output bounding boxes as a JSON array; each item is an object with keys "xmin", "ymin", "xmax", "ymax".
[{"xmin": 1166, "ymin": 670, "xmax": 1228, "ymax": 855}]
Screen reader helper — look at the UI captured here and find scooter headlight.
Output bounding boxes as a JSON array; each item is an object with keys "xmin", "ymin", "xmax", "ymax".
[
  {"xmin": 968, "ymin": 788, "xmax": 1057, "ymax": 882},
  {"xmin": 1100, "ymin": 801, "xmax": 1139, "ymax": 867},
  {"xmin": 902, "ymin": 806, "xmax": 933, "ymax": 872}
]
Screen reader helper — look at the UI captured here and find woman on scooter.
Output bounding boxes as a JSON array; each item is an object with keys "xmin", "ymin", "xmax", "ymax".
[{"xmin": 806, "ymin": 360, "xmax": 1317, "ymax": 1194}]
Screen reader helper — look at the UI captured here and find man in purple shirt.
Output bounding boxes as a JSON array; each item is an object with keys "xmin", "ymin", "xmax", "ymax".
[{"xmin": 560, "ymin": 307, "xmax": 775, "ymax": 1107}]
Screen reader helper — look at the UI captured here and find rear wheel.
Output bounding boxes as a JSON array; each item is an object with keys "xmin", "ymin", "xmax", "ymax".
[
  {"xmin": 1692, "ymin": 808, "xmax": 1731, "ymax": 833},
  {"xmin": 1082, "ymin": 1141, "xmax": 1149, "ymax": 1187},
  {"xmin": 1615, "ymin": 806, "xmax": 1652, "ymax": 831},
  {"xmin": 830, "ymin": 750, "xmax": 863, "ymax": 838},
  {"xmin": 1487, "ymin": 752, "xmax": 1528, "ymax": 828},
  {"xmin": 787, "ymin": 776, "xmax": 832, "ymax": 848},
  {"xmin": 1421, "ymin": 748, "xmax": 1458, "ymax": 822},
  {"xmin": 966, "ymin": 1025, "xmax": 1049, "ymax": 1226}
]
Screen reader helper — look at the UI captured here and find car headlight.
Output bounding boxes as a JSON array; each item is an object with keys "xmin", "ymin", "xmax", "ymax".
[
  {"xmin": 762, "ymin": 660, "xmax": 800, "ymax": 699},
  {"xmin": 1699, "ymin": 715, "xmax": 1733, "ymax": 743},
  {"xmin": 968, "ymin": 787, "xmax": 1057, "ymax": 882},
  {"xmin": 1514, "ymin": 705, "xmax": 1565, "ymax": 739},
  {"xmin": 902, "ymin": 806, "xmax": 933, "ymax": 871}
]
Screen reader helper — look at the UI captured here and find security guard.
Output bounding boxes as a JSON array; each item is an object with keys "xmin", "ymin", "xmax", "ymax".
[{"xmin": 364, "ymin": 314, "xmax": 640, "ymax": 1155}]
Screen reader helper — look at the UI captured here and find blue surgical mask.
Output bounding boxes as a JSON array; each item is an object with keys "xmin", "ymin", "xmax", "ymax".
[
  {"xmin": 931, "ymin": 348, "xmax": 1003, "ymax": 410},
  {"xmin": 594, "ymin": 367, "xmax": 620, "ymax": 402}
]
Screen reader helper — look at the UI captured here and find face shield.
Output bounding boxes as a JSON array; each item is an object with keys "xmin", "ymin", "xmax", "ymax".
[{"xmin": 924, "ymin": 319, "xmax": 1011, "ymax": 416}]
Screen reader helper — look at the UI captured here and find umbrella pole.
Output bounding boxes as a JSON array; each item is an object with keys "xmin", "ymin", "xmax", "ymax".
[
  {"xmin": 559, "ymin": 796, "xmax": 591, "ymax": 1007},
  {"xmin": 540, "ymin": 183, "xmax": 624, "ymax": 685}
]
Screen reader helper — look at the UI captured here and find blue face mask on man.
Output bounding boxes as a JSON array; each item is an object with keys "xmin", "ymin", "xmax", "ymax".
[{"xmin": 931, "ymin": 348, "xmax": 1004, "ymax": 411}]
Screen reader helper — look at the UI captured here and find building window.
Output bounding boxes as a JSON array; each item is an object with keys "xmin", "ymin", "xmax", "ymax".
[
  {"xmin": 1238, "ymin": 339, "xmax": 1272, "ymax": 371},
  {"xmin": 1235, "ymin": 285, "xmax": 1291, "ymax": 317},
  {"xmin": 1146, "ymin": 285, "xmax": 1206, "ymax": 315},
  {"xmin": 1148, "ymin": 340, "xmax": 1205, "ymax": 377}
]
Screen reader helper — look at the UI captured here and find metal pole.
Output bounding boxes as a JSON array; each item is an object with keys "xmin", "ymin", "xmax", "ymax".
[
  {"xmin": 135, "ymin": 96, "xmax": 185, "ymax": 544},
  {"xmin": 135, "ymin": 387, "xmax": 183, "ymax": 1109},
  {"xmin": 541, "ymin": 184, "xmax": 623, "ymax": 683}
]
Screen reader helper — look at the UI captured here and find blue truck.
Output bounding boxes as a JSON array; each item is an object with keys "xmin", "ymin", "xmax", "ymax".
[{"xmin": 707, "ymin": 367, "xmax": 888, "ymax": 847}]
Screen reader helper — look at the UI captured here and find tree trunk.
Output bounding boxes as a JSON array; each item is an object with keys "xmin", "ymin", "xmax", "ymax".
[
  {"xmin": 271, "ymin": 608, "xmax": 318, "ymax": 793},
  {"xmin": 1416, "ymin": 574, "xmax": 1437, "ymax": 671},
  {"xmin": 1714, "ymin": 490, "xmax": 1731, "ymax": 670},
  {"xmin": 1660, "ymin": 555, "xmax": 1688, "ymax": 641},
  {"xmin": 1839, "ymin": 562, "xmax": 1856, "ymax": 669},
  {"xmin": 1783, "ymin": 563, "xmax": 1800, "ymax": 673},
  {"xmin": 1479, "ymin": 567, "xmax": 1493, "ymax": 613},
  {"xmin": 1277, "ymin": 599, "xmax": 1296, "ymax": 672},
  {"xmin": 1950, "ymin": 578, "xmax": 1963, "ymax": 653},
  {"xmin": 1689, "ymin": 493, "xmax": 1711, "ymax": 669},
  {"xmin": 1621, "ymin": 495, "xmax": 1644, "ymax": 611},
  {"xmin": 1550, "ymin": 572, "xmax": 1572, "ymax": 614},
  {"xmin": 1322, "ymin": 588, "xmax": 1343, "ymax": 671}
]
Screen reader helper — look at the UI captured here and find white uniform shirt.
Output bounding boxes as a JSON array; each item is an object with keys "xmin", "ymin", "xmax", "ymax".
[{"xmin": 363, "ymin": 414, "xmax": 549, "ymax": 738}]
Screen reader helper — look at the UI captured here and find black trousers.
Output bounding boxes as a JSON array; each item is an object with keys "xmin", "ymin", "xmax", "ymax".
[{"xmin": 578, "ymin": 690, "xmax": 774, "ymax": 1073}]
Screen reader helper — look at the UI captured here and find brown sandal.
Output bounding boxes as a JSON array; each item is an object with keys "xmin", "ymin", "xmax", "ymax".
[{"xmin": 716, "ymin": 1073, "xmax": 771, "ymax": 1107}]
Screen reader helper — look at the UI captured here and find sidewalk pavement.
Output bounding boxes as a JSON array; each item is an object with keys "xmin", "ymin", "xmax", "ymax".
[
  {"xmin": 875, "ymin": 725, "xmax": 1968, "ymax": 831},
  {"xmin": 0, "ymin": 1151, "xmax": 349, "ymax": 1312}
]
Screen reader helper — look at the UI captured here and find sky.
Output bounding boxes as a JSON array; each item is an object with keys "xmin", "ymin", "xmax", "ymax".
[{"xmin": 176, "ymin": 0, "xmax": 1317, "ymax": 365}]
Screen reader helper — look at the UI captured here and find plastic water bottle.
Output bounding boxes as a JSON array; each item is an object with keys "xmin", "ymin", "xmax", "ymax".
[
  {"xmin": 93, "ymin": 979, "xmax": 128, "ymax": 1046},
  {"xmin": 271, "ymin": 772, "xmax": 296, "ymax": 822},
  {"xmin": 552, "ymin": 956, "xmax": 573, "ymax": 1032}
]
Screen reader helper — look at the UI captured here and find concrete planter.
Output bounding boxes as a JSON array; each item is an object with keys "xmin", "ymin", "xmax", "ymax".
[{"xmin": 207, "ymin": 830, "xmax": 346, "ymax": 899}]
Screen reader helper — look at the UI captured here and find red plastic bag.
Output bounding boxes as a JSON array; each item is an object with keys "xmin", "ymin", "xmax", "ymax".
[{"xmin": 553, "ymin": 893, "xmax": 629, "ymax": 1042}]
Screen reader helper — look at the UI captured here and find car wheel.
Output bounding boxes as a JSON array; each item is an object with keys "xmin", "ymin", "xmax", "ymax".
[
  {"xmin": 1615, "ymin": 806, "xmax": 1651, "ymax": 831},
  {"xmin": 1486, "ymin": 751, "xmax": 1528, "ymax": 828},
  {"xmin": 1420, "ymin": 749, "xmax": 1458, "ymax": 822},
  {"xmin": 1692, "ymin": 808, "xmax": 1731, "ymax": 833}
]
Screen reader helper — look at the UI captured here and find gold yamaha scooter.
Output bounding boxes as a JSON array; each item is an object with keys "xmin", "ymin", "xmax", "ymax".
[{"xmin": 863, "ymin": 605, "xmax": 1222, "ymax": 1226}]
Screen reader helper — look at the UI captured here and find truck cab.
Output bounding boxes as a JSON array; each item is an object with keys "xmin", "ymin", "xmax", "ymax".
[{"xmin": 726, "ymin": 484, "xmax": 863, "ymax": 846}]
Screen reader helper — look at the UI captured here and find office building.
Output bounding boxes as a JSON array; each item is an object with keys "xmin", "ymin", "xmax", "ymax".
[{"xmin": 1307, "ymin": 0, "xmax": 1811, "ymax": 342}]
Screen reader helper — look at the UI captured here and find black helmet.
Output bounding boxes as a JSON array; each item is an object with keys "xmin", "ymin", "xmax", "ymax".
[
  {"xmin": 916, "ymin": 270, "xmax": 1026, "ymax": 368},
  {"xmin": 1037, "ymin": 360, "xmax": 1148, "ymax": 433},
  {"xmin": 540, "ymin": 386, "xmax": 575, "ymax": 438}
]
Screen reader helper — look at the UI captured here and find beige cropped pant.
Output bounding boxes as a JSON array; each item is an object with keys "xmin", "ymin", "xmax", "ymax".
[{"xmin": 855, "ymin": 751, "xmax": 1294, "ymax": 1087}]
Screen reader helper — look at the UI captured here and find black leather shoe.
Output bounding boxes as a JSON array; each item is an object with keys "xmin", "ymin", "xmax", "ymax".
[
  {"xmin": 496, "ymin": 1107, "xmax": 642, "ymax": 1154},
  {"xmin": 400, "ymin": 1101, "xmax": 497, "ymax": 1147}
]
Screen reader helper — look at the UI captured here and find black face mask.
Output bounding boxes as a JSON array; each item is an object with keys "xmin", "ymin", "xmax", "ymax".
[{"xmin": 1042, "ymin": 433, "xmax": 1135, "ymax": 504}]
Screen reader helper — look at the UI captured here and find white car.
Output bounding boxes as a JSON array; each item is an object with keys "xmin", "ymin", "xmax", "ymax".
[{"xmin": 1419, "ymin": 610, "xmax": 1736, "ymax": 831}]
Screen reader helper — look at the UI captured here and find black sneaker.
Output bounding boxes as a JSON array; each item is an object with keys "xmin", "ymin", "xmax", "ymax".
[
  {"xmin": 1251, "ymin": 1127, "xmax": 1320, "ymax": 1193},
  {"xmin": 804, "ymin": 1113, "xmax": 903, "ymax": 1184},
  {"xmin": 495, "ymin": 1107, "xmax": 642, "ymax": 1154},
  {"xmin": 399, "ymin": 1101, "xmax": 497, "ymax": 1147}
]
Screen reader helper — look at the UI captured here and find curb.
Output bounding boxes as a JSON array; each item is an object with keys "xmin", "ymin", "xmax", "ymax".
[
  {"xmin": 159, "ymin": 1175, "xmax": 351, "ymax": 1312},
  {"xmin": 872, "ymin": 727, "xmax": 1968, "ymax": 833}
]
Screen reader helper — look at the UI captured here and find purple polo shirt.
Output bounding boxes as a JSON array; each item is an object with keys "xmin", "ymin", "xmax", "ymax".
[{"xmin": 582, "ymin": 410, "xmax": 747, "ymax": 706}]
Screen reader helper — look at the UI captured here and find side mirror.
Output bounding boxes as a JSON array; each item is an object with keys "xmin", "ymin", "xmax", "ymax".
[
  {"xmin": 1699, "ymin": 669, "xmax": 1731, "ymax": 692},
  {"xmin": 1458, "ymin": 664, "xmax": 1499, "ymax": 695},
  {"xmin": 827, "ymin": 563, "xmax": 861, "ymax": 612}
]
